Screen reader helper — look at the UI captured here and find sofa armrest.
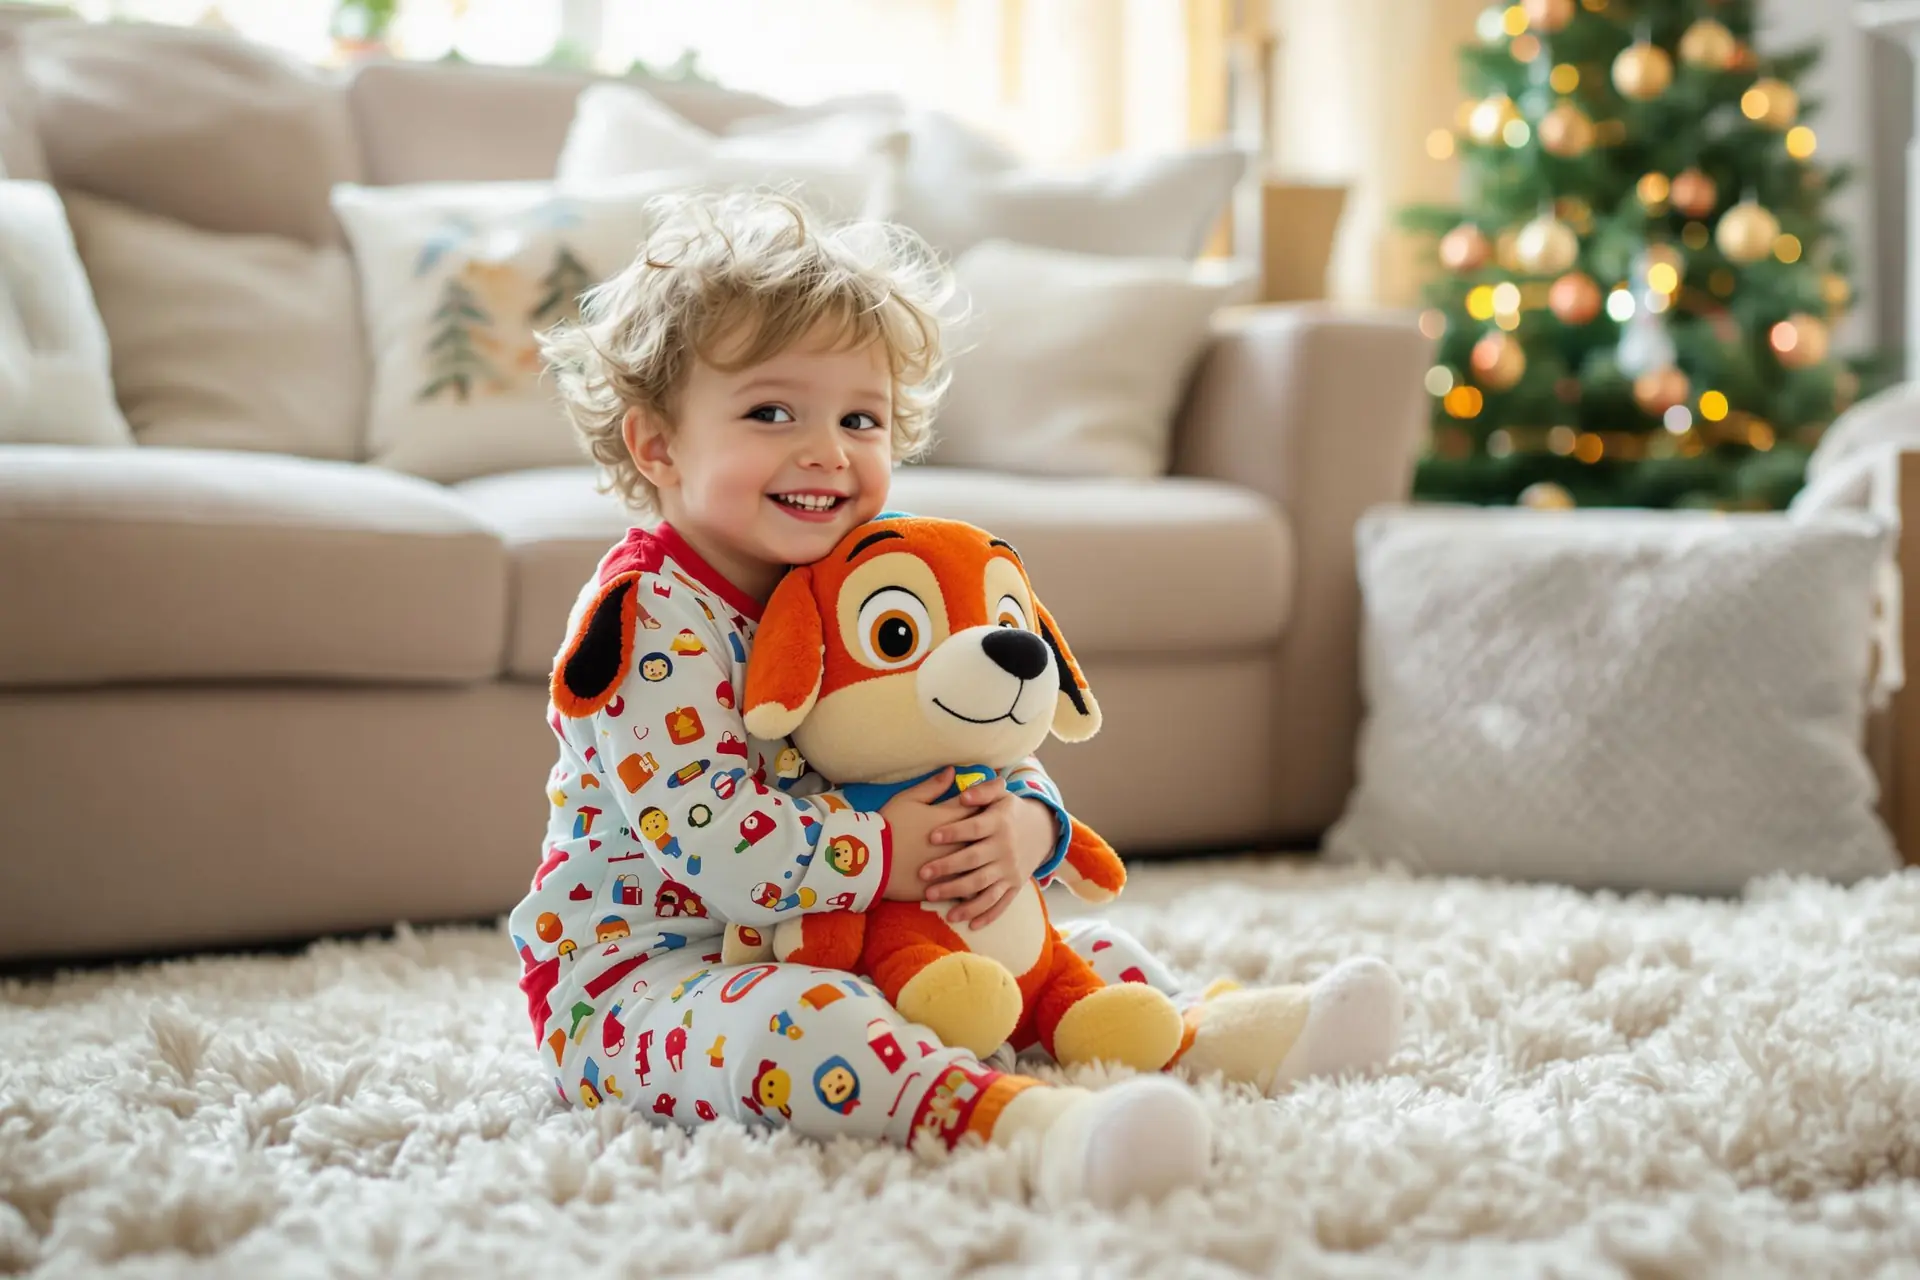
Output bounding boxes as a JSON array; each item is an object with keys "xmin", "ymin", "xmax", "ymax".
[{"xmin": 1170, "ymin": 304, "xmax": 1434, "ymax": 838}]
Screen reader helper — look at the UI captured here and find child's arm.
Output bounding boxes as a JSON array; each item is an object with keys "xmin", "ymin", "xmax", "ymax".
[{"xmin": 557, "ymin": 572, "xmax": 898, "ymax": 926}]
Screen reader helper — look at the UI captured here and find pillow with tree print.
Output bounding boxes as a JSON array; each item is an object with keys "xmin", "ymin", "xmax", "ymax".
[{"xmin": 332, "ymin": 164, "xmax": 884, "ymax": 482}]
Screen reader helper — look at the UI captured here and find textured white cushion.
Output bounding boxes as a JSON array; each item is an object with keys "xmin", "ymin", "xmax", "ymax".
[
  {"xmin": 1325, "ymin": 507, "xmax": 1900, "ymax": 895},
  {"xmin": 927, "ymin": 241, "xmax": 1255, "ymax": 478},
  {"xmin": 333, "ymin": 164, "xmax": 886, "ymax": 483},
  {"xmin": 0, "ymin": 180, "xmax": 132, "ymax": 447}
]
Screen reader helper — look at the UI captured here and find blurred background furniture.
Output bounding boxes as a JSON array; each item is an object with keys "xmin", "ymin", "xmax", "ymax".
[{"xmin": 0, "ymin": 17, "xmax": 1432, "ymax": 961}]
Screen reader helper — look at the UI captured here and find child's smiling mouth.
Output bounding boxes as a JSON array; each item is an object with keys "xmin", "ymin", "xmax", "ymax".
[{"xmin": 769, "ymin": 491, "xmax": 850, "ymax": 522}]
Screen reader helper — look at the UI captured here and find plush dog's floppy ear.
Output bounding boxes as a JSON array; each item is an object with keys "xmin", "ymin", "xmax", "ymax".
[
  {"xmin": 743, "ymin": 565, "xmax": 825, "ymax": 740},
  {"xmin": 552, "ymin": 571, "xmax": 641, "ymax": 718},
  {"xmin": 1033, "ymin": 595, "xmax": 1101, "ymax": 741}
]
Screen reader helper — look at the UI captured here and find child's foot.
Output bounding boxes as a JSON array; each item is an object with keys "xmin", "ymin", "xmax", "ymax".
[
  {"xmin": 1174, "ymin": 956, "xmax": 1404, "ymax": 1096},
  {"xmin": 991, "ymin": 1077, "xmax": 1211, "ymax": 1209}
]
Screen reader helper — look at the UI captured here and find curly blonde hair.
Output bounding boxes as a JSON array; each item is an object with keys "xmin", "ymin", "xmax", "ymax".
[{"xmin": 538, "ymin": 188, "xmax": 955, "ymax": 515}]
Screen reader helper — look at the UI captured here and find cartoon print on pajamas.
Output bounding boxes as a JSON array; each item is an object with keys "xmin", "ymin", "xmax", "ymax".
[{"xmin": 508, "ymin": 523, "xmax": 1090, "ymax": 1146}]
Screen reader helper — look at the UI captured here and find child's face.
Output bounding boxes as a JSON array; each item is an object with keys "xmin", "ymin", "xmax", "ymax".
[{"xmin": 629, "ymin": 324, "xmax": 894, "ymax": 594}]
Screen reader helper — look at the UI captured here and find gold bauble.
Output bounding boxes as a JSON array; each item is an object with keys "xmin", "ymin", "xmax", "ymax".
[
  {"xmin": 1471, "ymin": 332, "xmax": 1528, "ymax": 391},
  {"xmin": 1744, "ymin": 77, "xmax": 1799, "ymax": 129},
  {"xmin": 1523, "ymin": 0, "xmax": 1576, "ymax": 34},
  {"xmin": 1612, "ymin": 42, "xmax": 1673, "ymax": 100},
  {"xmin": 1643, "ymin": 242, "xmax": 1685, "ymax": 278},
  {"xmin": 1716, "ymin": 200, "xmax": 1780, "ymax": 263},
  {"xmin": 1515, "ymin": 213, "xmax": 1581, "ymax": 274},
  {"xmin": 1637, "ymin": 171, "xmax": 1671, "ymax": 212},
  {"xmin": 1633, "ymin": 367, "xmax": 1692, "ymax": 416},
  {"xmin": 1548, "ymin": 271, "xmax": 1602, "ymax": 324},
  {"xmin": 1678, "ymin": 19, "xmax": 1736, "ymax": 69},
  {"xmin": 1822, "ymin": 272, "xmax": 1853, "ymax": 312},
  {"xmin": 1538, "ymin": 102, "xmax": 1595, "ymax": 157},
  {"xmin": 1671, "ymin": 168, "xmax": 1718, "ymax": 218},
  {"xmin": 1469, "ymin": 94, "xmax": 1521, "ymax": 145},
  {"xmin": 1521, "ymin": 482, "xmax": 1576, "ymax": 510},
  {"xmin": 1439, "ymin": 224, "xmax": 1493, "ymax": 273},
  {"xmin": 1770, "ymin": 312, "xmax": 1831, "ymax": 369}
]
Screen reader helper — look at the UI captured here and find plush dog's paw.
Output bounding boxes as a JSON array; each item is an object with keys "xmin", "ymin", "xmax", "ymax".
[
  {"xmin": 895, "ymin": 952, "xmax": 1023, "ymax": 1059},
  {"xmin": 1052, "ymin": 983, "xmax": 1185, "ymax": 1072}
]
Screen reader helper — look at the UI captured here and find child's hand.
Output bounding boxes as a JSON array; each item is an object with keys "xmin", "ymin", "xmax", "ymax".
[
  {"xmin": 923, "ymin": 781, "xmax": 1059, "ymax": 929},
  {"xmin": 878, "ymin": 769, "xmax": 963, "ymax": 901}
]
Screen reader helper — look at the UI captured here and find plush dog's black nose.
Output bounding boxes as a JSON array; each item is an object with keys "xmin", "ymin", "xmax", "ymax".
[{"xmin": 982, "ymin": 627, "xmax": 1049, "ymax": 680}]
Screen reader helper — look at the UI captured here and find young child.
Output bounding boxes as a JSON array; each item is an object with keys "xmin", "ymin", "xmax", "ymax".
[{"xmin": 512, "ymin": 190, "xmax": 1403, "ymax": 1208}]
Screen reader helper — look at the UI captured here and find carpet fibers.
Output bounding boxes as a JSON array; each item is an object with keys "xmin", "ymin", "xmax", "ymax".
[{"xmin": 7, "ymin": 859, "xmax": 1920, "ymax": 1278}]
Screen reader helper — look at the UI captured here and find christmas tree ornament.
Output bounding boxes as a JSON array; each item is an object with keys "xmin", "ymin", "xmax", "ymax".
[
  {"xmin": 1716, "ymin": 199, "xmax": 1779, "ymax": 262},
  {"xmin": 1439, "ymin": 224, "xmax": 1493, "ymax": 273},
  {"xmin": 1549, "ymin": 272, "xmax": 1602, "ymax": 324},
  {"xmin": 1469, "ymin": 94, "xmax": 1521, "ymax": 145},
  {"xmin": 1471, "ymin": 331, "xmax": 1528, "ymax": 390},
  {"xmin": 1633, "ymin": 367, "xmax": 1691, "ymax": 416},
  {"xmin": 1538, "ymin": 102, "xmax": 1595, "ymax": 157},
  {"xmin": 1770, "ymin": 313, "xmax": 1830, "ymax": 369},
  {"xmin": 1521, "ymin": 481, "xmax": 1576, "ymax": 510},
  {"xmin": 1678, "ymin": 19, "xmax": 1736, "ymax": 69},
  {"xmin": 1822, "ymin": 272, "xmax": 1853, "ymax": 312},
  {"xmin": 1515, "ymin": 212, "xmax": 1580, "ymax": 274},
  {"xmin": 1612, "ymin": 41, "xmax": 1673, "ymax": 100},
  {"xmin": 1671, "ymin": 168, "xmax": 1718, "ymax": 218},
  {"xmin": 1636, "ymin": 172, "xmax": 1670, "ymax": 211},
  {"xmin": 1741, "ymin": 78, "xmax": 1798, "ymax": 129},
  {"xmin": 1728, "ymin": 40, "xmax": 1758, "ymax": 73},
  {"xmin": 1523, "ymin": 0, "xmax": 1575, "ymax": 33}
]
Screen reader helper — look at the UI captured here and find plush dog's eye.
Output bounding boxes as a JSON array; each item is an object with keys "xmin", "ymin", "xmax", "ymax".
[
  {"xmin": 857, "ymin": 588, "xmax": 932, "ymax": 668},
  {"xmin": 995, "ymin": 594, "xmax": 1028, "ymax": 630}
]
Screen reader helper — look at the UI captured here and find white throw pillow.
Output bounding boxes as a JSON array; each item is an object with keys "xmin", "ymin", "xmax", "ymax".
[
  {"xmin": 1324, "ymin": 506, "xmax": 1900, "ymax": 895},
  {"xmin": 893, "ymin": 143, "xmax": 1251, "ymax": 263},
  {"xmin": 0, "ymin": 180, "xmax": 133, "ymax": 447},
  {"xmin": 333, "ymin": 164, "xmax": 886, "ymax": 483},
  {"xmin": 556, "ymin": 81, "xmax": 908, "ymax": 192},
  {"xmin": 568, "ymin": 80, "xmax": 1247, "ymax": 264},
  {"xmin": 927, "ymin": 240, "xmax": 1255, "ymax": 478},
  {"xmin": 63, "ymin": 191, "xmax": 367, "ymax": 461}
]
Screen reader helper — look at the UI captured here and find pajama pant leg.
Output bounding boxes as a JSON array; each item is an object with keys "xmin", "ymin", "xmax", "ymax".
[
  {"xmin": 1054, "ymin": 918, "xmax": 1190, "ymax": 1005},
  {"xmin": 622, "ymin": 962, "xmax": 1027, "ymax": 1148}
]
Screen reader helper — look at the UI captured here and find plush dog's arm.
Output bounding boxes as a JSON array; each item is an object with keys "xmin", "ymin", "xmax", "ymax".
[
  {"xmin": 1051, "ymin": 818, "xmax": 1127, "ymax": 904},
  {"xmin": 773, "ymin": 910, "xmax": 869, "ymax": 969}
]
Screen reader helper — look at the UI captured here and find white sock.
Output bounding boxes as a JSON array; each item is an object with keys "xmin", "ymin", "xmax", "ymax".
[{"xmin": 1023, "ymin": 1078, "xmax": 1211, "ymax": 1210}]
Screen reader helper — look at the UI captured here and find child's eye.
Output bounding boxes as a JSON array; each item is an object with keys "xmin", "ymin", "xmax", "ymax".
[
  {"xmin": 746, "ymin": 404, "xmax": 794, "ymax": 424},
  {"xmin": 842, "ymin": 411, "xmax": 882, "ymax": 431}
]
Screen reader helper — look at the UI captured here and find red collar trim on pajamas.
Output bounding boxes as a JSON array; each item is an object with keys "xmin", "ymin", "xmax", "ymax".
[{"xmin": 600, "ymin": 523, "xmax": 766, "ymax": 622}]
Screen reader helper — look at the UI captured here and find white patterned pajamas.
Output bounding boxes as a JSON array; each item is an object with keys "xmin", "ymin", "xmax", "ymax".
[{"xmin": 511, "ymin": 524, "xmax": 1192, "ymax": 1148}]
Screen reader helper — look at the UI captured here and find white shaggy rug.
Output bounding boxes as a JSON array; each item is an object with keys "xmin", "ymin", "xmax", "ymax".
[{"xmin": 7, "ymin": 858, "xmax": 1920, "ymax": 1279}]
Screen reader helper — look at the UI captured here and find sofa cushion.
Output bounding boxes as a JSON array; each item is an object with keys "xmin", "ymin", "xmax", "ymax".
[
  {"xmin": 347, "ymin": 61, "xmax": 780, "ymax": 185},
  {"xmin": 19, "ymin": 20, "xmax": 361, "ymax": 246},
  {"xmin": 0, "ymin": 446, "xmax": 508, "ymax": 687},
  {"xmin": 62, "ymin": 192, "xmax": 369, "ymax": 461},
  {"xmin": 452, "ymin": 466, "xmax": 1292, "ymax": 680},
  {"xmin": 0, "ymin": 32, "xmax": 47, "ymax": 181}
]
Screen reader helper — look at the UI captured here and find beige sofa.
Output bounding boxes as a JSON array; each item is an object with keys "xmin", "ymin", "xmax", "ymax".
[{"xmin": 0, "ymin": 20, "xmax": 1433, "ymax": 963}]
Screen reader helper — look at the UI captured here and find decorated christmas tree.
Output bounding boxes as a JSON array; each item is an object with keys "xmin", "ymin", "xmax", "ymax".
[{"xmin": 1404, "ymin": 0, "xmax": 1871, "ymax": 510}]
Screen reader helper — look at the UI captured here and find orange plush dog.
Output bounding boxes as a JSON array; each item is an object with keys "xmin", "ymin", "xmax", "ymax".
[{"xmin": 726, "ymin": 514, "xmax": 1184, "ymax": 1072}]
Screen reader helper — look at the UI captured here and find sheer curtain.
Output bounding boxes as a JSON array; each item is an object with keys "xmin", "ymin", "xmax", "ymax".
[{"xmin": 1267, "ymin": 0, "xmax": 1481, "ymax": 306}]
